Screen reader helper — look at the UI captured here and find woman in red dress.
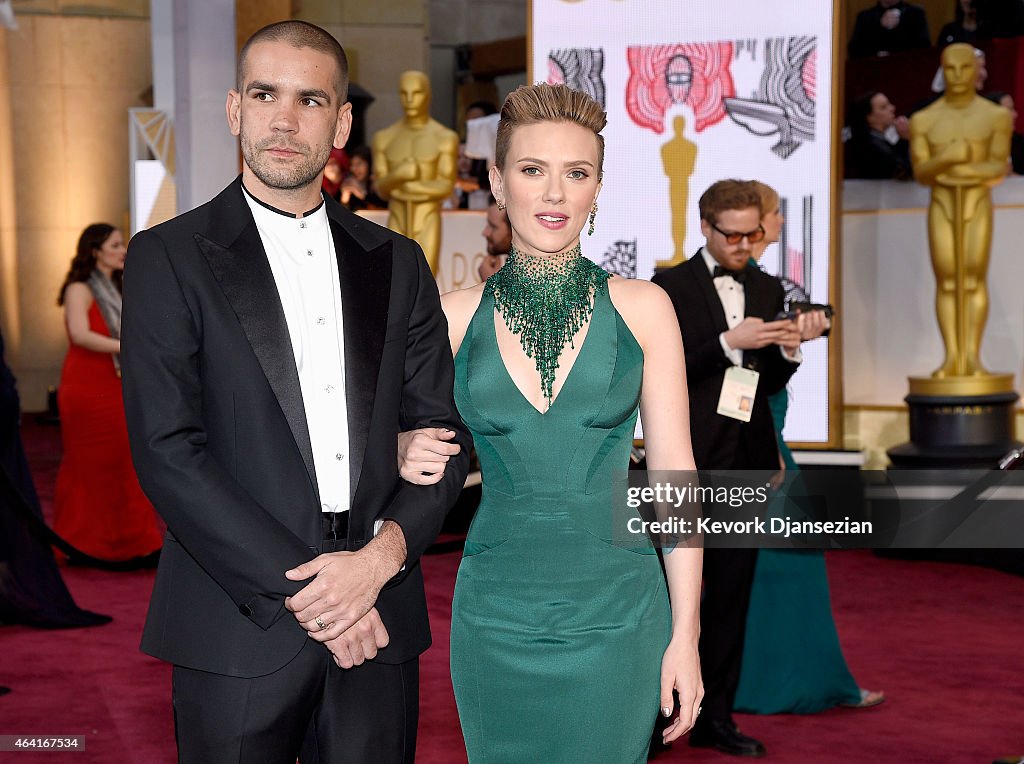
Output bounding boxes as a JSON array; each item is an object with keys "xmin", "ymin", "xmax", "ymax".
[{"xmin": 53, "ymin": 224, "xmax": 162, "ymax": 563}]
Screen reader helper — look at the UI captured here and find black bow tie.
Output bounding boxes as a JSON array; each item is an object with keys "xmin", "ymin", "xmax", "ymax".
[{"xmin": 713, "ymin": 265, "xmax": 746, "ymax": 283}]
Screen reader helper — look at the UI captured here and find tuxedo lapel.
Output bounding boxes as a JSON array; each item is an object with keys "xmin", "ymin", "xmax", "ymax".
[
  {"xmin": 329, "ymin": 217, "xmax": 392, "ymax": 504},
  {"xmin": 742, "ymin": 270, "xmax": 776, "ymax": 371},
  {"xmin": 195, "ymin": 188, "xmax": 318, "ymax": 500},
  {"xmin": 743, "ymin": 269, "xmax": 769, "ymax": 321},
  {"xmin": 688, "ymin": 254, "xmax": 730, "ymax": 336}
]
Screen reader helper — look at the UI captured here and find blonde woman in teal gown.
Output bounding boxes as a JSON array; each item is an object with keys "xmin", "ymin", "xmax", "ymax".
[
  {"xmin": 733, "ymin": 182, "xmax": 884, "ymax": 713},
  {"xmin": 397, "ymin": 84, "xmax": 703, "ymax": 761}
]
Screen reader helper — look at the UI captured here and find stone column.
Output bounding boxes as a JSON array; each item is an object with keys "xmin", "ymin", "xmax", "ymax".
[
  {"xmin": 153, "ymin": 0, "xmax": 238, "ymax": 212},
  {"xmin": 0, "ymin": 27, "xmax": 18, "ymax": 355}
]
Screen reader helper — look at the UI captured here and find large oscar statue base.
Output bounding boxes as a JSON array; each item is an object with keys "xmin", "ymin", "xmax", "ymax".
[
  {"xmin": 888, "ymin": 374, "xmax": 1020, "ymax": 468},
  {"xmin": 878, "ymin": 375, "xmax": 1023, "ymax": 573}
]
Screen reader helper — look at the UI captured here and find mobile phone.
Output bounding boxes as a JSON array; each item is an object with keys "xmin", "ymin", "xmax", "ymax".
[
  {"xmin": 789, "ymin": 302, "xmax": 834, "ymax": 319},
  {"xmin": 786, "ymin": 302, "xmax": 834, "ymax": 337}
]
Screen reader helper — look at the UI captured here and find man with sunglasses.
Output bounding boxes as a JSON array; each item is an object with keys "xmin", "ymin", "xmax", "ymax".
[{"xmin": 652, "ymin": 179, "xmax": 801, "ymax": 758}]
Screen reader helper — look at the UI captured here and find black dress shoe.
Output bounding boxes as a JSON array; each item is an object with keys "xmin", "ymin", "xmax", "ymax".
[{"xmin": 689, "ymin": 719, "xmax": 766, "ymax": 757}]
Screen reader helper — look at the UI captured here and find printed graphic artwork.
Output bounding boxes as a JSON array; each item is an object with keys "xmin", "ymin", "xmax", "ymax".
[
  {"xmin": 532, "ymin": 0, "xmax": 834, "ymax": 442},
  {"xmin": 548, "ymin": 48, "xmax": 607, "ymax": 107},
  {"xmin": 724, "ymin": 36, "xmax": 817, "ymax": 159},
  {"xmin": 625, "ymin": 42, "xmax": 735, "ymax": 134},
  {"xmin": 660, "ymin": 115, "xmax": 698, "ymax": 267},
  {"xmin": 625, "ymin": 37, "xmax": 816, "ymax": 159},
  {"xmin": 599, "ymin": 240, "xmax": 638, "ymax": 279},
  {"xmin": 780, "ymin": 274, "xmax": 810, "ymax": 305},
  {"xmin": 552, "ymin": 38, "xmax": 820, "ymax": 279}
]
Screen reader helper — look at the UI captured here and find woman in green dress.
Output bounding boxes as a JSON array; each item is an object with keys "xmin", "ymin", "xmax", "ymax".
[
  {"xmin": 398, "ymin": 83, "xmax": 703, "ymax": 761},
  {"xmin": 733, "ymin": 182, "xmax": 884, "ymax": 714}
]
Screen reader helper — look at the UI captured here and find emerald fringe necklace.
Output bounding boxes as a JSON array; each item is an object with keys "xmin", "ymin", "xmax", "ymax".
[{"xmin": 486, "ymin": 243, "xmax": 609, "ymax": 408}]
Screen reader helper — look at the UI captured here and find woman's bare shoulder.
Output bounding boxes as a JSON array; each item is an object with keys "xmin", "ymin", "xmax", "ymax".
[
  {"xmin": 442, "ymin": 282, "xmax": 487, "ymax": 355},
  {"xmin": 62, "ymin": 281, "xmax": 94, "ymax": 306},
  {"xmin": 607, "ymin": 276, "xmax": 673, "ymax": 319},
  {"xmin": 441, "ymin": 282, "xmax": 486, "ymax": 318},
  {"xmin": 606, "ymin": 276, "xmax": 676, "ymax": 347},
  {"xmin": 607, "ymin": 273, "xmax": 667, "ymax": 300}
]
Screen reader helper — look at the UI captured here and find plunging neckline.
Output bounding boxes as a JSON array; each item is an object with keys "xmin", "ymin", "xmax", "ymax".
[{"xmin": 490, "ymin": 291, "xmax": 599, "ymax": 416}]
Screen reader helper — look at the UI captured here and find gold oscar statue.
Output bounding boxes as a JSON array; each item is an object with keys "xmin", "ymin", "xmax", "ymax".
[
  {"xmin": 657, "ymin": 115, "xmax": 698, "ymax": 268},
  {"xmin": 372, "ymin": 71, "xmax": 458, "ymax": 275},
  {"xmin": 908, "ymin": 43, "xmax": 1013, "ymax": 396}
]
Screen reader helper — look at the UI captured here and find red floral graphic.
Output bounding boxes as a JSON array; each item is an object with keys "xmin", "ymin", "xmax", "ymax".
[
  {"xmin": 626, "ymin": 42, "xmax": 736, "ymax": 134},
  {"xmin": 548, "ymin": 57, "xmax": 565, "ymax": 85},
  {"xmin": 801, "ymin": 47, "xmax": 816, "ymax": 102}
]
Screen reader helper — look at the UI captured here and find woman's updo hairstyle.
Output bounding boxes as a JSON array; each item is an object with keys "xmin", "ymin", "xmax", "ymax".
[
  {"xmin": 752, "ymin": 180, "xmax": 780, "ymax": 216},
  {"xmin": 494, "ymin": 83, "xmax": 607, "ymax": 173}
]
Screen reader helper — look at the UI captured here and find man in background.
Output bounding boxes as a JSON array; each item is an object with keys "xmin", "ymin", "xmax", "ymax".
[
  {"xmin": 652, "ymin": 179, "xmax": 803, "ymax": 758},
  {"xmin": 478, "ymin": 195, "xmax": 511, "ymax": 282},
  {"xmin": 849, "ymin": 0, "xmax": 930, "ymax": 58}
]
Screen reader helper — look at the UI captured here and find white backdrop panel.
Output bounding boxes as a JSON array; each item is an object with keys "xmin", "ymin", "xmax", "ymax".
[{"xmin": 531, "ymin": 0, "xmax": 835, "ymax": 442}]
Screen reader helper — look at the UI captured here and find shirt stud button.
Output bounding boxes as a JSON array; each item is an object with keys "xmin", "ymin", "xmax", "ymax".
[
  {"xmin": 306, "ymin": 249, "xmax": 313, "ymax": 257},
  {"xmin": 317, "ymin": 317, "xmax": 326, "ymax": 325},
  {"xmin": 336, "ymin": 453, "xmax": 344, "ymax": 461}
]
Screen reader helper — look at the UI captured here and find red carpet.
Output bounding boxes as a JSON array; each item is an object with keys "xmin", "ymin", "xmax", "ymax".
[{"xmin": 3, "ymin": 420, "xmax": 1023, "ymax": 762}]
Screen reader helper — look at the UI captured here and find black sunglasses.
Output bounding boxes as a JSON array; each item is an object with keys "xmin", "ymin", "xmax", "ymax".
[{"xmin": 710, "ymin": 222, "xmax": 766, "ymax": 245}]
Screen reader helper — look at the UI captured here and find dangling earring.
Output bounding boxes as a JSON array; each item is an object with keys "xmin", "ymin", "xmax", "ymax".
[
  {"xmin": 588, "ymin": 202, "xmax": 598, "ymax": 236},
  {"xmin": 497, "ymin": 200, "xmax": 506, "ymax": 211}
]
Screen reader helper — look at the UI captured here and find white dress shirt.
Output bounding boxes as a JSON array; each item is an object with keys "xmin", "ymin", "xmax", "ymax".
[
  {"xmin": 700, "ymin": 247, "xmax": 801, "ymax": 367},
  {"xmin": 243, "ymin": 185, "xmax": 350, "ymax": 513},
  {"xmin": 701, "ymin": 248, "xmax": 746, "ymax": 366}
]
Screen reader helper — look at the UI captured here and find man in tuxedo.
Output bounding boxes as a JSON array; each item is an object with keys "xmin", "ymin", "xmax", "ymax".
[
  {"xmin": 848, "ymin": 0, "xmax": 930, "ymax": 58},
  {"xmin": 652, "ymin": 179, "xmax": 801, "ymax": 757},
  {"xmin": 121, "ymin": 21, "xmax": 469, "ymax": 764}
]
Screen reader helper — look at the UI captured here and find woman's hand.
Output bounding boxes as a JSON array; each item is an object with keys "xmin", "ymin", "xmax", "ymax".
[
  {"xmin": 396, "ymin": 427, "xmax": 461, "ymax": 485},
  {"xmin": 796, "ymin": 309, "xmax": 829, "ymax": 341},
  {"xmin": 660, "ymin": 636, "xmax": 704, "ymax": 744},
  {"xmin": 342, "ymin": 177, "xmax": 367, "ymax": 198}
]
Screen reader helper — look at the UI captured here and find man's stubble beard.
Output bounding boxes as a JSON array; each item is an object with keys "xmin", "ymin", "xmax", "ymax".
[
  {"xmin": 239, "ymin": 115, "xmax": 334, "ymax": 191},
  {"xmin": 486, "ymin": 239, "xmax": 508, "ymax": 256}
]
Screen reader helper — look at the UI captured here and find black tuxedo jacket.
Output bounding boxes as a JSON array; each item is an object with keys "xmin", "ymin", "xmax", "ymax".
[
  {"xmin": 652, "ymin": 252, "xmax": 797, "ymax": 471},
  {"xmin": 121, "ymin": 177, "xmax": 469, "ymax": 678},
  {"xmin": 848, "ymin": 1, "xmax": 930, "ymax": 58}
]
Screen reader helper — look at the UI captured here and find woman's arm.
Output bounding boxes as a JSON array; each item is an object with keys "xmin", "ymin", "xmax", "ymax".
[
  {"xmin": 63, "ymin": 282, "xmax": 120, "ymax": 354},
  {"xmin": 610, "ymin": 277, "xmax": 703, "ymax": 743},
  {"xmin": 395, "ymin": 284, "xmax": 484, "ymax": 484},
  {"xmin": 440, "ymin": 283, "xmax": 484, "ymax": 359}
]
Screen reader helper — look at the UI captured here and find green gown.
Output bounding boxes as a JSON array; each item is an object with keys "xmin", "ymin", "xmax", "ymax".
[
  {"xmin": 732, "ymin": 389, "xmax": 862, "ymax": 714},
  {"xmin": 450, "ymin": 286, "xmax": 671, "ymax": 763}
]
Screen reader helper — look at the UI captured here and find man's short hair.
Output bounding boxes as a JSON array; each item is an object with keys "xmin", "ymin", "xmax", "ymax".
[
  {"xmin": 237, "ymin": 20, "xmax": 349, "ymax": 103},
  {"xmin": 698, "ymin": 179, "xmax": 763, "ymax": 223}
]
